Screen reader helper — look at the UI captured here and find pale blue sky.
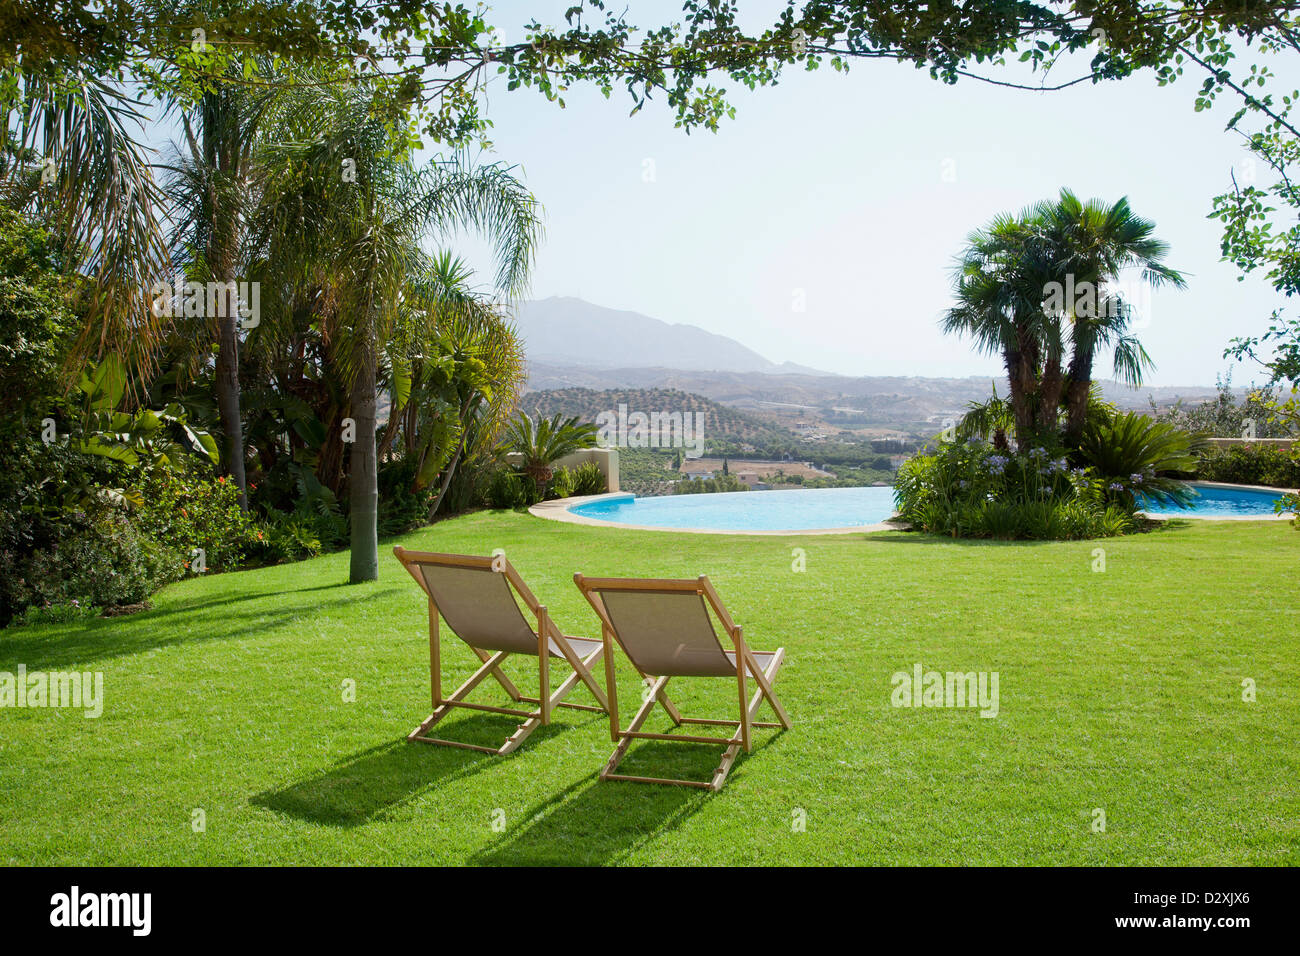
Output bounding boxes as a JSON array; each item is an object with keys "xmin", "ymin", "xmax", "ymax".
[{"xmin": 443, "ymin": 2, "xmax": 1293, "ymax": 387}]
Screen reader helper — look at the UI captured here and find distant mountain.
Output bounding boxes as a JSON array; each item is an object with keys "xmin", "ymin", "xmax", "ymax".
[{"xmin": 511, "ymin": 296, "xmax": 829, "ymax": 375}]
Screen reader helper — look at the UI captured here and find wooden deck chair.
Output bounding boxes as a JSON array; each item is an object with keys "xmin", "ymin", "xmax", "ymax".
[
  {"xmin": 393, "ymin": 547, "xmax": 609, "ymax": 755},
  {"xmin": 573, "ymin": 573, "xmax": 791, "ymax": 791}
]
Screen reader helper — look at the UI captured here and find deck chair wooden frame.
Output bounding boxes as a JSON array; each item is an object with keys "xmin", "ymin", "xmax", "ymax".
[
  {"xmin": 394, "ymin": 547, "xmax": 609, "ymax": 756},
  {"xmin": 573, "ymin": 573, "xmax": 791, "ymax": 792}
]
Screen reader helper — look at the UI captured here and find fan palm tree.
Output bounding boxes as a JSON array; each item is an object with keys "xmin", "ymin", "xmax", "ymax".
[
  {"xmin": 942, "ymin": 213, "xmax": 1050, "ymax": 444},
  {"xmin": 944, "ymin": 190, "xmax": 1183, "ymax": 448},
  {"xmin": 253, "ymin": 83, "xmax": 541, "ymax": 582},
  {"xmin": 1035, "ymin": 190, "xmax": 1185, "ymax": 443}
]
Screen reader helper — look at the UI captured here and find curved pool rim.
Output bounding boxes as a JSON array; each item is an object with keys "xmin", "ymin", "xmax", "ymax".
[
  {"xmin": 530, "ymin": 491, "xmax": 905, "ymax": 536},
  {"xmin": 531, "ymin": 480, "xmax": 1295, "ymax": 535}
]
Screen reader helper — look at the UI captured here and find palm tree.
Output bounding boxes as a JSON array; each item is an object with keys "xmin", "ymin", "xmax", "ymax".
[
  {"xmin": 942, "ymin": 213, "xmax": 1050, "ymax": 444},
  {"xmin": 956, "ymin": 382, "xmax": 1014, "ymax": 451},
  {"xmin": 0, "ymin": 67, "xmax": 169, "ymax": 384},
  {"xmin": 1036, "ymin": 190, "xmax": 1185, "ymax": 443},
  {"xmin": 378, "ymin": 252, "xmax": 527, "ymax": 520},
  {"xmin": 254, "ymin": 83, "xmax": 541, "ymax": 582},
  {"xmin": 162, "ymin": 55, "xmax": 284, "ymax": 510},
  {"xmin": 944, "ymin": 190, "xmax": 1183, "ymax": 448},
  {"xmin": 502, "ymin": 413, "xmax": 599, "ymax": 499}
]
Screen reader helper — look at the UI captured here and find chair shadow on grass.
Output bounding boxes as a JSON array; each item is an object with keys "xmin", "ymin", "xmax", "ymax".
[
  {"xmin": 470, "ymin": 735, "xmax": 782, "ymax": 866},
  {"xmin": 250, "ymin": 714, "xmax": 573, "ymax": 828}
]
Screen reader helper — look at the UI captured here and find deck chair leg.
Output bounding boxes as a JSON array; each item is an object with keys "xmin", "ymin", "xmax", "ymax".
[
  {"xmin": 601, "ymin": 675, "xmax": 669, "ymax": 780},
  {"xmin": 711, "ymin": 742, "xmax": 743, "ymax": 792},
  {"xmin": 744, "ymin": 647, "xmax": 792, "ymax": 730},
  {"xmin": 471, "ymin": 647, "xmax": 524, "ymax": 702},
  {"xmin": 409, "ymin": 650, "xmax": 512, "ymax": 744},
  {"xmin": 500, "ymin": 648, "xmax": 607, "ymax": 756}
]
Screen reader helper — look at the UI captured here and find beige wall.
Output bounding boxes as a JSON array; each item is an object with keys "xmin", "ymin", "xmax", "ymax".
[{"xmin": 1204, "ymin": 438, "xmax": 1294, "ymax": 452}]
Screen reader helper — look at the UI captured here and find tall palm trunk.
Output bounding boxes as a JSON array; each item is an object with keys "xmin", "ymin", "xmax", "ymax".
[
  {"xmin": 214, "ymin": 309, "xmax": 247, "ymax": 509},
  {"xmin": 1037, "ymin": 353, "xmax": 1066, "ymax": 434},
  {"xmin": 348, "ymin": 342, "xmax": 380, "ymax": 583},
  {"xmin": 1005, "ymin": 324, "xmax": 1040, "ymax": 445},
  {"xmin": 205, "ymin": 89, "xmax": 248, "ymax": 509},
  {"xmin": 1063, "ymin": 349, "xmax": 1095, "ymax": 445}
]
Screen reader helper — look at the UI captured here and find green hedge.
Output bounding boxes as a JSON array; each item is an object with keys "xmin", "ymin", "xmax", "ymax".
[{"xmin": 1196, "ymin": 445, "xmax": 1300, "ymax": 488}]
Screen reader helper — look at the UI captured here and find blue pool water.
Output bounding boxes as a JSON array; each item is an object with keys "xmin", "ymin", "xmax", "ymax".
[
  {"xmin": 1140, "ymin": 484, "xmax": 1286, "ymax": 518},
  {"xmin": 567, "ymin": 483, "xmax": 1289, "ymax": 532},
  {"xmin": 568, "ymin": 486, "xmax": 898, "ymax": 531}
]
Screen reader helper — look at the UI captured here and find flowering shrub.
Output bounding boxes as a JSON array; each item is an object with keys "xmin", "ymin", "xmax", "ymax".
[
  {"xmin": 133, "ymin": 468, "xmax": 255, "ymax": 574},
  {"xmin": 894, "ymin": 438, "xmax": 1137, "ymax": 540},
  {"xmin": 1276, "ymin": 491, "xmax": 1300, "ymax": 528}
]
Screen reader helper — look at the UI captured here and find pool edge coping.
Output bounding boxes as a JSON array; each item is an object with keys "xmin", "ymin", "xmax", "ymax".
[
  {"xmin": 529, "ymin": 492, "xmax": 909, "ymax": 536},
  {"xmin": 533, "ymin": 481, "xmax": 1297, "ymax": 533}
]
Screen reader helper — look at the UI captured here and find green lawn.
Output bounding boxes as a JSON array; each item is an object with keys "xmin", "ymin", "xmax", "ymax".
[{"xmin": 1, "ymin": 512, "xmax": 1296, "ymax": 865}]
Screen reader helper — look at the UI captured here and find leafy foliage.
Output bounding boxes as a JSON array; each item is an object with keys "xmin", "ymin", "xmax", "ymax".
[
  {"xmin": 1075, "ymin": 413, "xmax": 1203, "ymax": 511},
  {"xmin": 502, "ymin": 412, "xmax": 598, "ymax": 498},
  {"xmin": 1196, "ymin": 445, "xmax": 1300, "ymax": 489},
  {"xmin": 894, "ymin": 437, "xmax": 1138, "ymax": 540}
]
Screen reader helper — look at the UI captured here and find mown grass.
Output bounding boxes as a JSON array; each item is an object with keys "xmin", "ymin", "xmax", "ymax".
[{"xmin": 1, "ymin": 512, "xmax": 1296, "ymax": 865}]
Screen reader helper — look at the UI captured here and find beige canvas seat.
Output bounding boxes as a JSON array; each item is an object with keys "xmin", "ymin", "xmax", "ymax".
[
  {"xmin": 574, "ymin": 573, "xmax": 791, "ymax": 791},
  {"xmin": 394, "ymin": 547, "xmax": 609, "ymax": 755}
]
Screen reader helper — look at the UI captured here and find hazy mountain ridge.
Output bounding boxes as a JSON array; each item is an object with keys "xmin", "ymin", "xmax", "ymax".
[
  {"xmin": 512, "ymin": 296, "xmax": 828, "ymax": 374},
  {"xmin": 516, "ymin": 297, "xmax": 1226, "ymax": 431}
]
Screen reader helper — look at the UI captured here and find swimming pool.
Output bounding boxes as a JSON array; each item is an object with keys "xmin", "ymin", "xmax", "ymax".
[
  {"xmin": 565, "ymin": 486, "xmax": 898, "ymax": 532},
  {"xmin": 557, "ymin": 481, "xmax": 1291, "ymax": 533},
  {"xmin": 1140, "ymin": 483, "xmax": 1289, "ymax": 518}
]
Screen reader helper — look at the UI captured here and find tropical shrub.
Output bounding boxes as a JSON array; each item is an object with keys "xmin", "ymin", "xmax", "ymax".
[
  {"xmin": 570, "ymin": 461, "xmax": 607, "ymax": 496},
  {"xmin": 549, "ymin": 466, "xmax": 575, "ymax": 500},
  {"xmin": 547, "ymin": 461, "xmax": 607, "ymax": 500},
  {"xmin": 377, "ymin": 455, "xmax": 438, "ymax": 536},
  {"xmin": 484, "ymin": 468, "xmax": 531, "ymax": 510},
  {"xmin": 1075, "ymin": 412, "xmax": 1202, "ymax": 511},
  {"xmin": 249, "ymin": 511, "xmax": 325, "ymax": 564},
  {"xmin": 1195, "ymin": 444, "xmax": 1300, "ymax": 488},
  {"xmin": 894, "ymin": 438, "xmax": 1137, "ymax": 540}
]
